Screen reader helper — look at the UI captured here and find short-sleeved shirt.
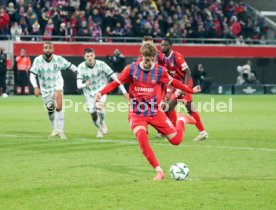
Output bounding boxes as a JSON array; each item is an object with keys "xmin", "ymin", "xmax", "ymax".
[
  {"xmin": 160, "ymin": 50, "xmax": 189, "ymax": 83},
  {"xmin": 30, "ymin": 54, "xmax": 71, "ymax": 97},
  {"xmin": 117, "ymin": 62, "xmax": 173, "ymax": 117},
  {"xmin": 77, "ymin": 60, "xmax": 114, "ymax": 97}
]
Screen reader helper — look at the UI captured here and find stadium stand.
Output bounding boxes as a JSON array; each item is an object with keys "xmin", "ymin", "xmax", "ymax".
[{"xmin": 0, "ymin": 0, "xmax": 275, "ymax": 44}]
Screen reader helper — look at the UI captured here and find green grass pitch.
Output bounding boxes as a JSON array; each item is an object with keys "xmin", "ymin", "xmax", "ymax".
[{"xmin": 0, "ymin": 95, "xmax": 275, "ymax": 210}]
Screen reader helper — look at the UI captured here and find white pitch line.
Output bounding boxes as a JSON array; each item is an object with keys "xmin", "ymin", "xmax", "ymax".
[{"xmin": 1, "ymin": 134, "xmax": 276, "ymax": 152}]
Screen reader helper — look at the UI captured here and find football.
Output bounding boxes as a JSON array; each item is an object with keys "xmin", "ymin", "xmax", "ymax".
[{"xmin": 169, "ymin": 162, "xmax": 189, "ymax": 180}]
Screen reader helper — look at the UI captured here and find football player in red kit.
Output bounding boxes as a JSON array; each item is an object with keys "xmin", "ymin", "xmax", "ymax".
[
  {"xmin": 160, "ymin": 38, "xmax": 208, "ymax": 141},
  {"xmin": 136, "ymin": 36, "xmax": 164, "ymax": 64},
  {"xmin": 96, "ymin": 44, "xmax": 201, "ymax": 180}
]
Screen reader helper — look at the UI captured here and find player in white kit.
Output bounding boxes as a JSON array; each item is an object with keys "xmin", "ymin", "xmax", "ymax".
[
  {"xmin": 77, "ymin": 48, "xmax": 128, "ymax": 138},
  {"xmin": 30, "ymin": 41, "xmax": 78, "ymax": 139}
]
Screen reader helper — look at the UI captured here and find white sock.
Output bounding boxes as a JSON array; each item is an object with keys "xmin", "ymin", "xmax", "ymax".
[
  {"xmin": 200, "ymin": 130, "xmax": 207, "ymax": 135},
  {"xmin": 155, "ymin": 166, "xmax": 163, "ymax": 173},
  {"xmin": 98, "ymin": 111, "xmax": 105, "ymax": 127},
  {"xmin": 56, "ymin": 111, "xmax": 64, "ymax": 132},
  {"xmin": 48, "ymin": 111, "xmax": 55, "ymax": 129}
]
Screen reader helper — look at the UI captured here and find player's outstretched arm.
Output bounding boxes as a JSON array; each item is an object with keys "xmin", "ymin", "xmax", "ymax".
[
  {"xmin": 170, "ymin": 78, "xmax": 201, "ymax": 94},
  {"xmin": 99, "ymin": 80, "xmax": 121, "ymax": 97}
]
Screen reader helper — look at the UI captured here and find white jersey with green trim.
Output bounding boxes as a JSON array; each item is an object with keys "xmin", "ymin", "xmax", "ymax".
[
  {"xmin": 77, "ymin": 60, "xmax": 114, "ymax": 97},
  {"xmin": 30, "ymin": 54, "xmax": 71, "ymax": 97}
]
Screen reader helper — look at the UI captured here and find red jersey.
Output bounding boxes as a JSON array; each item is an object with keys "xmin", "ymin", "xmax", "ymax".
[
  {"xmin": 117, "ymin": 62, "xmax": 173, "ymax": 116},
  {"xmin": 161, "ymin": 51, "xmax": 189, "ymax": 82}
]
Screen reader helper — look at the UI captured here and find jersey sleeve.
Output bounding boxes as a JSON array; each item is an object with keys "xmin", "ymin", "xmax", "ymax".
[
  {"xmin": 117, "ymin": 65, "xmax": 131, "ymax": 84},
  {"xmin": 102, "ymin": 61, "xmax": 114, "ymax": 76},
  {"xmin": 76, "ymin": 64, "xmax": 83, "ymax": 80},
  {"xmin": 176, "ymin": 54, "xmax": 189, "ymax": 71},
  {"xmin": 30, "ymin": 57, "xmax": 38, "ymax": 74},
  {"xmin": 59, "ymin": 56, "xmax": 72, "ymax": 70}
]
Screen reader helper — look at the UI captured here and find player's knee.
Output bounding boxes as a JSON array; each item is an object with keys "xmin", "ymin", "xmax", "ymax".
[
  {"xmin": 56, "ymin": 107, "xmax": 62, "ymax": 112},
  {"xmin": 56, "ymin": 104, "xmax": 62, "ymax": 112},
  {"xmin": 167, "ymin": 132, "xmax": 181, "ymax": 145},
  {"xmin": 170, "ymin": 138, "xmax": 181, "ymax": 145},
  {"xmin": 45, "ymin": 101, "xmax": 55, "ymax": 113},
  {"xmin": 133, "ymin": 126, "xmax": 147, "ymax": 135}
]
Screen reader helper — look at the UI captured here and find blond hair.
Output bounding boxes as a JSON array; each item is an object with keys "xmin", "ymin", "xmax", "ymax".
[{"xmin": 140, "ymin": 43, "xmax": 157, "ymax": 57}]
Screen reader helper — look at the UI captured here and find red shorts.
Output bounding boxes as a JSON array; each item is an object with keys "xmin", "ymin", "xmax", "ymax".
[{"xmin": 128, "ymin": 111, "xmax": 176, "ymax": 135}]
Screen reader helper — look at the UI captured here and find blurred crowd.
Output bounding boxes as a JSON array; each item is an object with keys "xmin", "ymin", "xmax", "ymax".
[{"xmin": 0, "ymin": 0, "xmax": 269, "ymax": 43}]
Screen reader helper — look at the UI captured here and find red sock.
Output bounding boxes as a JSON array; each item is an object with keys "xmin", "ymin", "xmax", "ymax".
[
  {"xmin": 136, "ymin": 129, "xmax": 159, "ymax": 169},
  {"xmin": 190, "ymin": 112, "xmax": 205, "ymax": 132},
  {"xmin": 24, "ymin": 86, "xmax": 29, "ymax": 94},
  {"xmin": 166, "ymin": 110, "xmax": 177, "ymax": 127},
  {"xmin": 17, "ymin": 86, "xmax": 21, "ymax": 95},
  {"xmin": 168, "ymin": 120, "xmax": 185, "ymax": 145}
]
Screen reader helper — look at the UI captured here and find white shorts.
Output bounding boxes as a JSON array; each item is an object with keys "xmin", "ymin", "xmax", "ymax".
[
  {"xmin": 42, "ymin": 91, "xmax": 63, "ymax": 111},
  {"xmin": 86, "ymin": 94, "xmax": 107, "ymax": 113},
  {"xmin": 41, "ymin": 77, "xmax": 64, "ymax": 98}
]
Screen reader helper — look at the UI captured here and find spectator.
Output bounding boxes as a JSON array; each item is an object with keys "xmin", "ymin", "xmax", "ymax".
[
  {"xmin": 229, "ymin": 16, "xmax": 241, "ymax": 37},
  {"xmin": 6, "ymin": 2, "xmax": 17, "ymax": 24},
  {"xmin": 57, "ymin": 22, "xmax": 66, "ymax": 41},
  {"xmin": 106, "ymin": 49, "xmax": 125, "ymax": 73},
  {"xmin": 10, "ymin": 22, "xmax": 22, "ymax": 41},
  {"xmin": 192, "ymin": 64, "xmax": 212, "ymax": 93},
  {"xmin": 102, "ymin": 9, "xmax": 115, "ymax": 32},
  {"xmin": 43, "ymin": 18, "xmax": 54, "ymax": 40},
  {"xmin": 103, "ymin": 26, "xmax": 113, "ymax": 42},
  {"xmin": 77, "ymin": 20, "xmax": 90, "ymax": 41},
  {"xmin": 0, "ymin": 0, "xmax": 270, "ymax": 43},
  {"xmin": 15, "ymin": 48, "xmax": 31, "ymax": 95},
  {"xmin": 0, "ymin": 47, "xmax": 8, "ymax": 97},
  {"xmin": 236, "ymin": 34, "xmax": 245, "ymax": 45},
  {"xmin": 31, "ymin": 20, "xmax": 40, "ymax": 41},
  {"xmin": 90, "ymin": 22, "xmax": 102, "ymax": 42},
  {"xmin": 26, "ymin": 7, "xmax": 38, "ymax": 32},
  {"xmin": 0, "ymin": 7, "xmax": 10, "ymax": 38},
  {"xmin": 113, "ymin": 22, "xmax": 125, "ymax": 41}
]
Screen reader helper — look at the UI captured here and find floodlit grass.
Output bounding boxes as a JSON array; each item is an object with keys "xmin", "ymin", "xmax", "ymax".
[{"xmin": 0, "ymin": 95, "xmax": 275, "ymax": 210}]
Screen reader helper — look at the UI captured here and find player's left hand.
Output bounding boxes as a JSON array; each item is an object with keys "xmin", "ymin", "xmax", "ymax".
[
  {"xmin": 96, "ymin": 92, "xmax": 102, "ymax": 101},
  {"xmin": 193, "ymin": 85, "xmax": 201, "ymax": 93}
]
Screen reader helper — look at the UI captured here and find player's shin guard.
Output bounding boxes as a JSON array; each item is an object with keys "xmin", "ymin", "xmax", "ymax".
[
  {"xmin": 190, "ymin": 112, "xmax": 205, "ymax": 132},
  {"xmin": 136, "ymin": 129, "xmax": 159, "ymax": 168},
  {"xmin": 168, "ymin": 120, "xmax": 185, "ymax": 145},
  {"xmin": 166, "ymin": 110, "xmax": 177, "ymax": 127},
  {"xmin": 92, "ymin": 114, "xmax": 101, "ymax": 129},
  {"xmin": 98, "ymin": 111, "xmax": 105, "ymax": 127},
  {"xmin": 48, "ymin": 111, "xmax": 55, "ymax": 129},
  {"xmin": 56, "ymin": 111, "xmax": 64, "ymax": 132}
]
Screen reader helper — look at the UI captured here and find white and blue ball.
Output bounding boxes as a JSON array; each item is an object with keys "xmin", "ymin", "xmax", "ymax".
[{"xmin": 169, "ymin": 162, "xmax": 189, "ymax": 180}]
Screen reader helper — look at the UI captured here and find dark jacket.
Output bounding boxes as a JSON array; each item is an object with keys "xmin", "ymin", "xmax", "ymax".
[{"xmin": 0, "ymin": 52, "xmax": 7, "ymax": 72}]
